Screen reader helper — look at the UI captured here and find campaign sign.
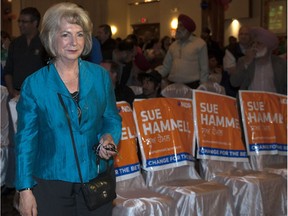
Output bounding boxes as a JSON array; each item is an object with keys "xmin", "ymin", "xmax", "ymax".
[
  {"xmin": 193, "ymin": 90, "xmax": 248, "ymax": 162},
  {"xmin": 114, "ymin": 101, "xmax": 141, "ymax": 181},
  {"xmin": 133, "ymin": 98, "xmax": 195, "ymax": 171},
  {"xmin": 239, "ymin": 91, "xmax": 287, "ymax": 155}
]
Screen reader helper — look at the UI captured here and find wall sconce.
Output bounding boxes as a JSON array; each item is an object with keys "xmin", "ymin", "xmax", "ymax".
[
  {"xmin": 231, "ymin": 19, "xmax": 240, "ymax": 36},
  {"xmin": 111, "ymin": 25, "xmax": 118, "ymax": 35},
  {"xmin": 170, "ymin": 18, "xmax": 178, "ymax": 37},
  {"xmin": 170, "ymin": 18, "xmax": 178, "ymax": 30}
]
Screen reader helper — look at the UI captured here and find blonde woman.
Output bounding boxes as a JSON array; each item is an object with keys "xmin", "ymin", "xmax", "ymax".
[{"xmin": 15, "ymin": 3, "xmax": 121, "ymax": 216}]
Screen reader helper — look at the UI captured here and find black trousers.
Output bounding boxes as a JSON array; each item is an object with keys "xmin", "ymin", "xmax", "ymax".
[{"xmin": 33, "ymin": 178, "xmax": 113, "ymax": 216}]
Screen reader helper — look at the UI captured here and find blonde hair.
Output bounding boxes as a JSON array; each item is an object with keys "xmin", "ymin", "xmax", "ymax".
[{"xmin": 40, "ymin": 2, "xmax": 93, "ymax": 58}]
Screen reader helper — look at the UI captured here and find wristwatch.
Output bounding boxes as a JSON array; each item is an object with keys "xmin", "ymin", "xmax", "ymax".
[{"xmin": 17, "ymin": 188, "xmax": 32, "ymax": 193}]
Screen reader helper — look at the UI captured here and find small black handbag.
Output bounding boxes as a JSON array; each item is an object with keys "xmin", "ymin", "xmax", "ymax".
[
  {"xmin": 58, "ymin": 94, "xmax": 116, "ymax": 210},
  {"xmin": 81, "ymin": 162, "xmax": 116, "ymax": 210}
]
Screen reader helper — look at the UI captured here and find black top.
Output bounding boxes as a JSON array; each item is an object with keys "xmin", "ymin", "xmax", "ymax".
[
  {"xmin": 115, "ymin": 84, "xmax": 135, "ymax": 107},
  {"xmin": 101, "ymin": 38, "xmax": 116, "ymax": 61},
  {"xmin": 4, "ymin": 33, "xmax": 48, "ymax": 90},
  {"xmin": 226, "ymin": 43, "xmax": 245, "ymax": 62}
]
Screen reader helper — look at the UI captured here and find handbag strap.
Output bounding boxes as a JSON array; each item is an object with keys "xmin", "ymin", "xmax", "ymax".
[{"xmin": 57, "ymin": 93, "xmax": 84, "ymax": 184}]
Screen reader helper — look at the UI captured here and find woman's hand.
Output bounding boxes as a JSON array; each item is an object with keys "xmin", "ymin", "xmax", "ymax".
[
  {"xmin": 19, "ymin": 190, "xmax": 37, "ymax": 216},
  {"xmin": 98, "ymin": 134, "xmax": 118, "ymax": 160}
]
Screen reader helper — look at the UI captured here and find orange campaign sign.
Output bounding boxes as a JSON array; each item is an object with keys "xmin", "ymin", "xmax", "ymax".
[
  {"xmin": 193, "ymin": 90, "xmax": 248, "ymax": 161},
  {"xmin": 133, "ymin": 98, "xmax": 195, "ymax": 171},
  {"xmin": 114, "ymin": 101, "xmax": 141, "ymax": 181},
  {"xmin": 239, "ymin": 91, "xmax": 287, "ymax": 156}
]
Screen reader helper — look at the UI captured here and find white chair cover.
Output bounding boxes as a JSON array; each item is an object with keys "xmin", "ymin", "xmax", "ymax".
[
  {"xmin": 161, "ymin": 83, "xmax": 192, "ymax": 99},
  {"xmin": 238, "ymin": 91, "xmax": 287, "ymax": 179},
  {"xmin": 250, "ymin": 155, "xmax": 287, "ymax": 179},
  {"xmin": 1, "ymin": 86, "xmax": 9, "ymax": 186},
  {"xmin": 8, "ymin": 95, "xmax": 19, "ymax": 133},
  {"xmin": 199, "ymin": 159, "xmax": 252, "ymax": 181},
  {"xmin": 200, "ymin": 159, "xmax": 287, "ymax": 216},
  {"xmin": 194, "ymin": 91, "xmax": 287, "ymax": 216},
  {"xmin": 144, "ymin": 165, "xmax": 235, "ymax": 216},
  {"xmin": 249, "ymin": 155, "xmax": 287, "ymax": 172},
  {"xmin": 114, "ymin": 175, "xmax": 178, "ymax": 216},
  {"xmin": 132, "ymin": 97, "xmax": 234, "ymax": 215},
  {"xmin": 129, "ymin": 86, "xmax": 143, "ymax": 95},
  {"xmin": 197, "ymin": 81, "xmax": 226, "ymax": 95},
  {"xmin": 113, "ymin": 101, "xmax": 178, "ymax": 216}
]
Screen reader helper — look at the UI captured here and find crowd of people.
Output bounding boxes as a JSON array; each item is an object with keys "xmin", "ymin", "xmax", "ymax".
[{"xmin": 0, "ymin": 2, "xmax": 287, "ymax": 216}]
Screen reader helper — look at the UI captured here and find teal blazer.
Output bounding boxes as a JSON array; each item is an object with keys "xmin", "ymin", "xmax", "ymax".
[{"xmin": 15, "ymin": 59, "xmax": 122, "ymax": 190}]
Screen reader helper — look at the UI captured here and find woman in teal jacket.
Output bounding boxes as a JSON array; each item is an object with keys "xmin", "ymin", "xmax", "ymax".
[{"xmin": 15, "ymin": 3, "xmax": 122, "ymax": 216}]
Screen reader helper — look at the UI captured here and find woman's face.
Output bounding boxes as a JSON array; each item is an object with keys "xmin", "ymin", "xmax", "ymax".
[{"xmin": 55, "ymin": 18, "xmax": 85, "ymax": 61}]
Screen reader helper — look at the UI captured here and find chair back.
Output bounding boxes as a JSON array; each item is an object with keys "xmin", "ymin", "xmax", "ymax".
[
  {"xmin": 238, "ymin": 91, "xmax": 287, "ymax": 171},
  {"xmin": 193, "ymin": 90, "xmax": 251, "ymax": 179},
  {"xmin": 115, "ymin": 101, "xmax": 145, "ymax": 191},
  {"xmin": 133, "ymin": 98, "xmax": 199, "ymax": 187}
]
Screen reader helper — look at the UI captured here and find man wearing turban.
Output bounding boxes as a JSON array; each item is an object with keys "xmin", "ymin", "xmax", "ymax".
[
  {"xmin": 230, "ymin": 27, "xmax": 287, "ymax": 94},
  {"xmin": 158, "ymin": 14, "xmax": 209, "ymax": 89}
]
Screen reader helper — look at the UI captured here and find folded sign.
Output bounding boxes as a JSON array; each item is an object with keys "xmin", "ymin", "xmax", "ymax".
[
  {"xmin": 193, "ymin": 90, "xmax": 248, "ymax": 162},
  {"xmin": 114, "ymin": 101, "xmax": 140, "ymax": 181},
  {"xmin": 133, "ymin": 98, "xmax": 195, "ymax": 171},
  {"xmin": 239, "ymin": 91, "xmax": 287, "ymax": 156}
]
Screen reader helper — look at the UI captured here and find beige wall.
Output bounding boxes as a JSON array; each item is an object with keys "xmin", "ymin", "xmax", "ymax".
[
  {"xmin": 11, "ymin": 0, "xmax": 106, "ymax": 36},
  {"xmin": 224, "ymin": 0, "xmax": 262, "ymax": 45},
  {"xmin": 10, "ymin": 0, "xmax": 263, "ymax": 45}
]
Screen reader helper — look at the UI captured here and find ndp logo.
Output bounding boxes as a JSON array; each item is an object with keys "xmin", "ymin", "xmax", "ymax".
[
  {"xmin": 120, "ymin": 105, "xmax": 133, "ymax": 113},
  {"xmin": 178, "ymin": 101, "xmax": 191, "ymax": 108},
  {"xmin": 280, "ymin": 98, "xmax": 287, "ymax": 104}
]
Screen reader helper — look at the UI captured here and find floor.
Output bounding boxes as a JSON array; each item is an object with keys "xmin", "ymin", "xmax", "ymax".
[{"xmin": 1, "ymin": 188, "xmax": 20, "ymax": 216}]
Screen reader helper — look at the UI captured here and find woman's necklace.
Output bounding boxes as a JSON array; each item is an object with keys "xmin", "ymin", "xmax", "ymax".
[
  {"xmin": 55, "ymin": 62, "xmax": 79, "ymax": 84},
  {"xmin": 62, "ymin": 75, "xmax": 79, "ymax": 84}
]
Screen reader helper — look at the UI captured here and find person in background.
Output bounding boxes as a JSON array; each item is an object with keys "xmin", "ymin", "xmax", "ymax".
[
  {"xmin": 97, "ymin": 24, "xmax": 116, "ymax": 60},
  {"xmin": 1, "ymin": 31, "xmax": 11, "ymax": 86},
  {"xmin": 129, "ymin": 53, "xmax": 151, "ymax": 87},
  {"xmin": 126, "ymin": 34, "xmax": 142, "ymax": 55},
  {"xmin": 101, "ymin": 60, "xmax": 135, "ymax": 106},
  {"xmin": 223, "ymin": 26, "xmax": 252, "ymax": 75},
  {"xmin": 158, "ymin": 14, "xmax": 209, "ymax": 89},
  {"xmin": 1, "ymin": 30, "xmax": 11, "ymax": 68},
  {"xmin": 201, "ymin": 27, "xmax": 224, "ymax": 65},
  {"xmin": 143, "ymin": 38, "xmax": 165, "ymax": 69},
  {"xmin": 2, "ymin": 7, "xmax": 48, "ymax": 197},
  {"xmin": 225, "ymin": 35, "xmax": 238, "ymax": 50},
  {"xmin": 160, "ymin": 35, "xmax": 171, "ymax": 54},
  {"xmin": 230, "ymin": 27, "xmax": 287, "ymax": 95},
  {"xmin": 86, "ymin": 36, "xmax": 103, "ymax": 64},
  {"xmin": 112, "ymin": 38, "xmax": 136, "ymax": 86},
  {"xmin": 208, "ymin": 52, "xmax": 238, "ymax": 97},
  {"xmin": 76, "ymin": 4, "xmax": 102, "ymax": 64},
  {"xmin": 4, "ymin": 7, "xmax": 48, "ymax": 98},
  {"xmin": 136, "ymin": 70, "xmax": 162, "ymax": 99},
  {"xmin": 15, "ymin": 3, "xmax": 122, "ymax": 216},
  {"xmin": 126, "ymin": 33, "xmax": 151, "ymax": 86}
]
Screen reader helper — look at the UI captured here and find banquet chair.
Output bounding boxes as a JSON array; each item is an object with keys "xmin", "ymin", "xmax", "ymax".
[
  {"xmin": 143, "ymin": 164, "xmax": 235, "ymax": 216},
  {"xmin": 161, "ymin": 83, "xmax": 192, "ymax": 99},
  {"xmin": 1, "ymin": 86, "xmax": 10, "ymax": 187},
  {"xmin": 113, "ymin": 173, "xmax": 178, "ymax": 216},
  {"xmin": 238, "ymin": 90, "xmax": 287, "ymax": 179},
  {"xmin": 112, "ymin": 101, "xmax": 178, "ymax": 216},
  {"xmin": 132, "ymin": 97, "xmax": 234, "ymax": 216},
  {"xmin": 250, "ymin": 155, "xmax": 287, "ymax": 179},
  {"xmin": 199, "ymin": 159, "xmax": 287, "ymax": 216},
  {"xmin": 193, "ymin": 90, "xmax": 287, "ymax": 216}
]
